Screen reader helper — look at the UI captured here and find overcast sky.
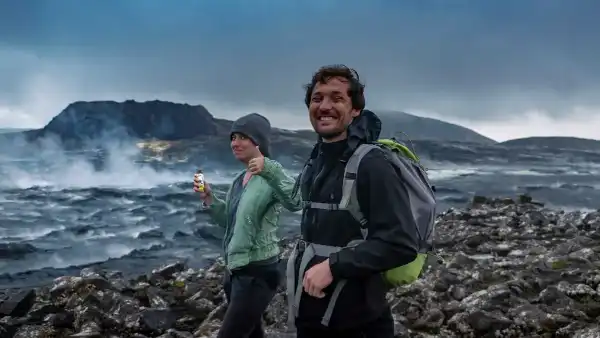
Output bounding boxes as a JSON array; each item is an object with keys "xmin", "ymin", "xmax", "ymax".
[{"xmin": 1, "ymin": 0, "xmax": 599, "ymax": 141}]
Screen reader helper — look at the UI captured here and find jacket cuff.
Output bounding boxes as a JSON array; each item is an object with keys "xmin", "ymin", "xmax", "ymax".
[
  {"xmin": 259, "ymin": 157, "xmax": 278, "ymax": 179},
  {"xmin": 328, "ymin": 252, "xmax": 344, "ymax": 280}
]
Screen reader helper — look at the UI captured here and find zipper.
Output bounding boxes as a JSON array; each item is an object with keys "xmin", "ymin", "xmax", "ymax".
[{"xmin": 223, "ymin": 173, "xmax": 250, "ymax": 259}]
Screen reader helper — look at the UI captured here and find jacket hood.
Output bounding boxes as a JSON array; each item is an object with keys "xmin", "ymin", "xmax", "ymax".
[{"xmin": 346, "ymin": 109, "xmax": 382, "ymax": 151}]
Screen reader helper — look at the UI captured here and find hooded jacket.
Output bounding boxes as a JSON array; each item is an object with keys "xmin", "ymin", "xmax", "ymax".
[
  {"xmin": 208, "ymin": 159, "xmax": 301, "ymax": 271},
  {"xmin": 295, "ymin": 109, "xmax": 419, "ymax": 328}
]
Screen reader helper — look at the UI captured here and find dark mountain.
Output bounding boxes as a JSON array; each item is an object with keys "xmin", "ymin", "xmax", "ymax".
[
  {"xmin": 40, "ymin": 100, "xmax": 219, "ymax": 144},
  {"xmin": 500, "ymin": 136, "xmax": 600, "ymax": 152},
  {"xmin": 0, "ymin": 100, "xmax": 217, "ymax": 146},
  {"xmin": 376, "ymin": 110, "xmax": 496, "ymax": 144}
]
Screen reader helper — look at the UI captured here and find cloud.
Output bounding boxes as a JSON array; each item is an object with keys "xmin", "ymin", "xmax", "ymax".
[{"xmin": 1, "ymin": 0, "xmax": 599, "ymax": 141}]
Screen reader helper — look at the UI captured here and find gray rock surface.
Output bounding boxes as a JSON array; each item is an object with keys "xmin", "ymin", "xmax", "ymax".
[{"xmin": 2, "ymin": 196, "xmax": 600, "ymax": 337}]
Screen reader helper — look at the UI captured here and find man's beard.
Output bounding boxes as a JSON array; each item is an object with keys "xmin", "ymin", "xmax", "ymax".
[
  {"xmin": 317, "ymin": 128, "xmax": 346, "ymax": 141},
  {"xmin": 316, "ymin": 117, "xmax": 356, "ymax": 141}
]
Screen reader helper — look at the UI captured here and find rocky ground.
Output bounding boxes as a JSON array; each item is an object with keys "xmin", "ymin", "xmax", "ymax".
[{"xmin": 2, "ymin": 195, "xmax": 600, "ymax": 338}]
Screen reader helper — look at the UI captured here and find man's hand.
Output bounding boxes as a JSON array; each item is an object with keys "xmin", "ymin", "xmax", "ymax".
[
  {"xmin": 248, "ymin": 146, "xmax": 265, "ymax": 175},
  {"xmin": 303, "ymin": 259, "xmax": 333, "ymax": 298}
]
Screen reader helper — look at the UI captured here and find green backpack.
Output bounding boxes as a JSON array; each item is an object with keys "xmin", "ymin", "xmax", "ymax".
[{"xmin": 339, "ymin": 138, "xmax": 437, "ymax": 286}]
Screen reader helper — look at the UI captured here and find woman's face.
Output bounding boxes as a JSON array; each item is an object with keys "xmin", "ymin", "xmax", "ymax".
[{"xmin": 231, "ymin": 133, "xmax": 258, "ymax": 162}]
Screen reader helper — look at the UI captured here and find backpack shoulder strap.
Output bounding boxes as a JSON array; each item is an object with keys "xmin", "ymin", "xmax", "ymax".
[{"xmin": 339, "ymin": 143, "xmax": 380, "ymax": 237}]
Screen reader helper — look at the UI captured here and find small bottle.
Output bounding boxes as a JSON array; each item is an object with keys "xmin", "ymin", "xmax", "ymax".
[{"xmin": 194, "ymin": 169, "xmax": 205, "ymax": 192}]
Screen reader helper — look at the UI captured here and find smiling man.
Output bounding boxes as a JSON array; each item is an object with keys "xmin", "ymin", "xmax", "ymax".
[{"xmin": 285, "ymin": 65, "xmax": 421, "ymax": 337}]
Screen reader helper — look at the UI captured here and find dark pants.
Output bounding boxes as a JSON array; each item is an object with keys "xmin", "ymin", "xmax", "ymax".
[
  {"xmin": 217, "ymin": 262, "xmax": 280, "ymax": 338},
  {"xmin": 296, "ymin": 307, "xmax": 395, "ymax": 338}
]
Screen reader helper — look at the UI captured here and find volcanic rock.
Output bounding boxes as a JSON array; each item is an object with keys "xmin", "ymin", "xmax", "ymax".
[{"xmin": 1, "ymin": 196, "xmax": 600, "ymax": 337}]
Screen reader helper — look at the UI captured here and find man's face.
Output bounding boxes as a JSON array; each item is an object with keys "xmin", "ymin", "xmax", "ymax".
[
  {"xmin": 230, "ymin": 133, "xmax": 258, "ymax": 162},
  {"xmin": 309, "ymin": 77, "xmax": 360, "ymax": 142}
]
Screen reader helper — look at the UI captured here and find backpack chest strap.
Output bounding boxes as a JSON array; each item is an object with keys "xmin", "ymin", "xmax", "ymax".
[
  {"xmin": 302, "ymin": 143, "xmax": 378, "ymax": 228},
  {"xmin": 304, "ymin": 201, "xmax": 340, "ymax": 210}
]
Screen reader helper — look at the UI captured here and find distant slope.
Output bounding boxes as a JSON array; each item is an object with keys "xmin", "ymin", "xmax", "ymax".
[
  {"xmin": 500, "ymin": 136, "xmax": 600, "ymax": 151},
  {"xmin": 375, "ymin": 110, "xmax": 497, "ymax": 144},
  {"xmin": 0, "ymin": 128, "xmax": 29, "ymax": 134}
]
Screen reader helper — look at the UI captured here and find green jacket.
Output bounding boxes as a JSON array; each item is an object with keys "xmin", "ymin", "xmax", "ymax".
[{"xmin": 207, "ymin": 158, "xmax": 302, "ymax": 270}]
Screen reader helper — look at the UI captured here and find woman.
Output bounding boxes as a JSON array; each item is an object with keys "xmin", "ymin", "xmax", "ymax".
[{"xmin": 193, "ymin": 113, "xmax": 301, "ymax": 338}]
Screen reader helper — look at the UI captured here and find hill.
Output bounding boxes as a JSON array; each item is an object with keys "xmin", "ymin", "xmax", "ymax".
[
  {"xmin": 376, "ymin": 110, "xmax": 497, "ymax": 145},
  {"xmin": 0, "ymin": 128, "xmax": 29, "ymax": 134},
  {"xmin": 39, "ymin": 100, "xmax": 219, "ymax": 143},
  {"xmin": 500, "ymin": 136, "xmax": 600, "ymax": 151}
]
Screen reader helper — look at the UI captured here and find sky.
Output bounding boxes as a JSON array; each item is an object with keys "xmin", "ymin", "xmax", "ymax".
[{"xmin": 1, "ymin": 0, "xmax": 599, "ymax": 142}]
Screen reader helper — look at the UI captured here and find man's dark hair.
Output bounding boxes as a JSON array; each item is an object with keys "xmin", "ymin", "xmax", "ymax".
[{"xmin": 303, "ymin": 64, "xmax": 366, "ymax": 110}]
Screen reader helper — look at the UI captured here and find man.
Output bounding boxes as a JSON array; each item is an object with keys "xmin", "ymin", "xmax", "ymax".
[
  {"xmin": 287, "ymin": 65, "xmax": 420, "ymax": 338},
  {"xmin": 194, "ymin": 113, "xmax": 300, "ymax": 338}
]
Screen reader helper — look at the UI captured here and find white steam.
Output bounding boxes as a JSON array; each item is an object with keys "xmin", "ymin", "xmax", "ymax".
[{"xmin": 0, "ymin": 134, "xmax": 236, "ymax": 190}]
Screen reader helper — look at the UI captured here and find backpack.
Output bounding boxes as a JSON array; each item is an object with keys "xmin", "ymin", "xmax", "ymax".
[
  {"xmin": 286, "ymin": 138, "xmax": 438, "ymax": 329},
  {"xmin": 338, "ymin": 138, "xmax": 437, "ymax": 286}
]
